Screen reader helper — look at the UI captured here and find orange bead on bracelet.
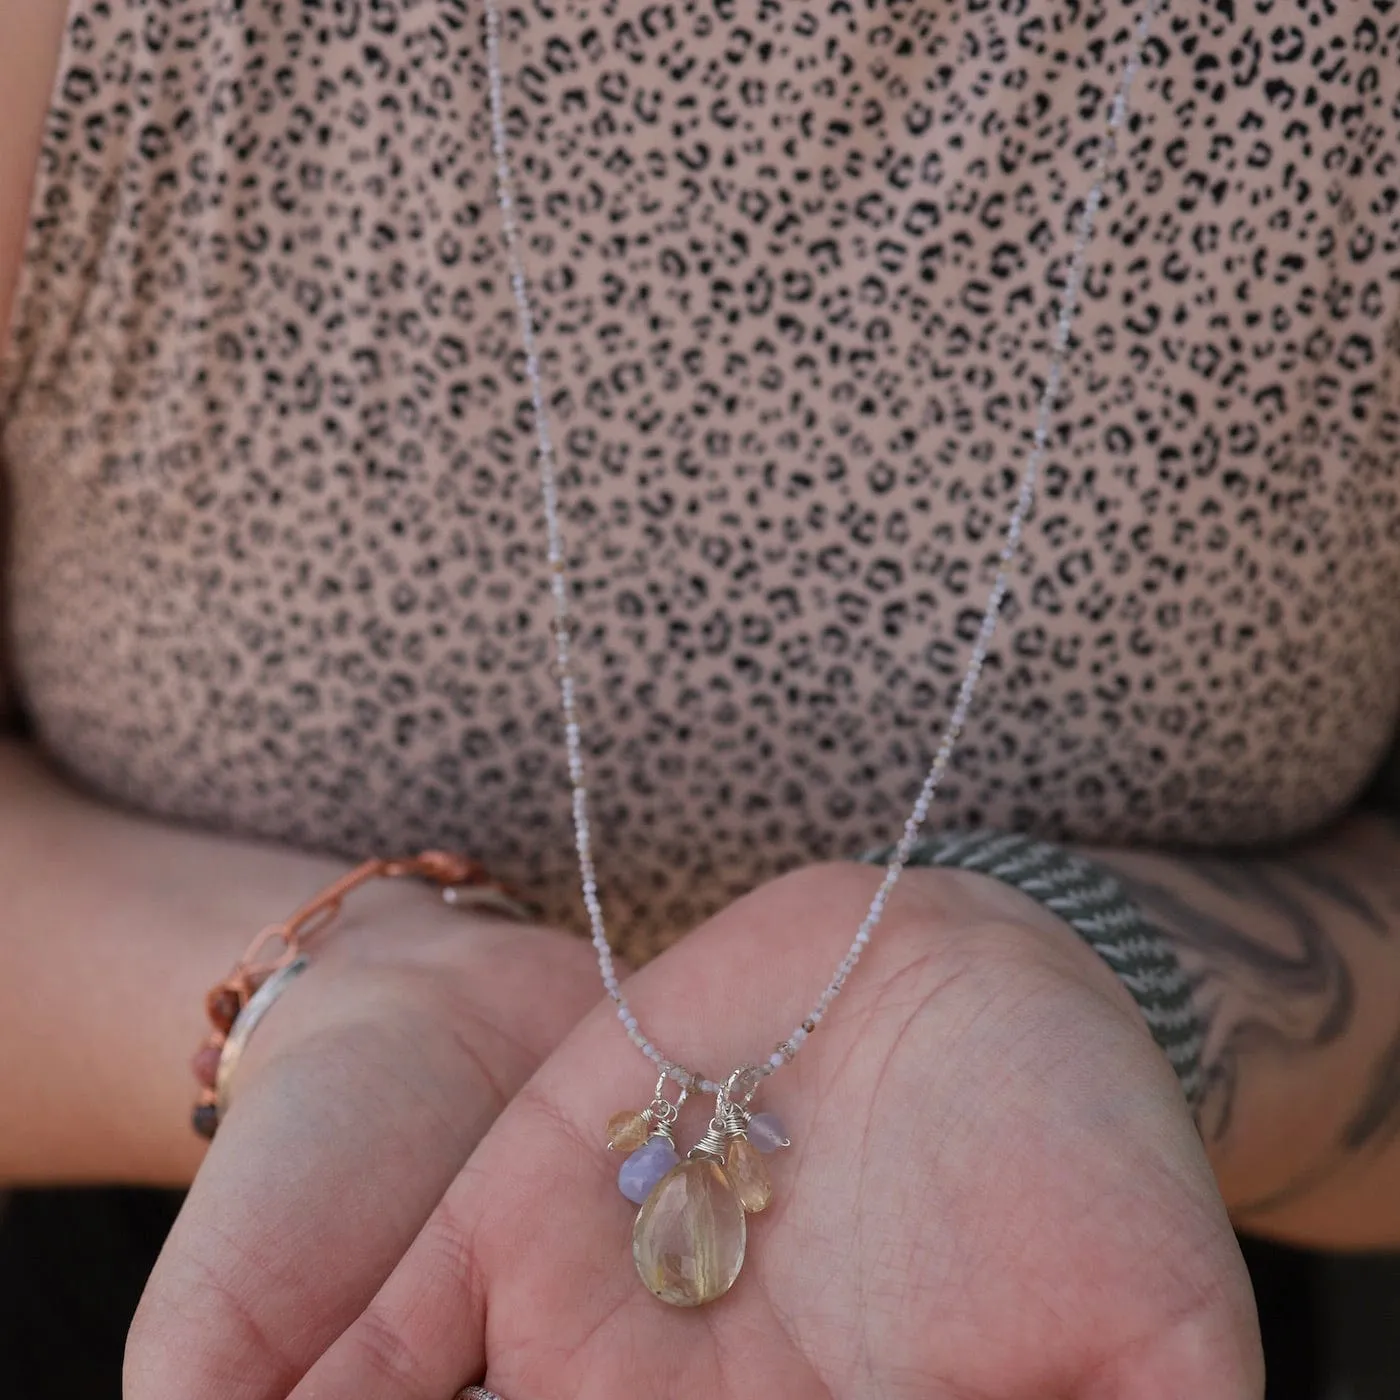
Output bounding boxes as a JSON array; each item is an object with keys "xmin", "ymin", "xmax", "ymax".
[{"xmin": 190, "ymin": 851, "xmax": 535, "ymax": 1140}]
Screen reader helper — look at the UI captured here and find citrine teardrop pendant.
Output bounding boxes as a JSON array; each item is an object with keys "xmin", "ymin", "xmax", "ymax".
[
  {"xmin": 606, "ymin": 1108, "xmax": 652, "ymax": 1153},
  {"xmin": 632, "ymin": 1159, "xmax": 747, "ymax": 1307},
  {"xmin": 724, "ymin": 1136, "xmax": 773, "ymax": 1212}
]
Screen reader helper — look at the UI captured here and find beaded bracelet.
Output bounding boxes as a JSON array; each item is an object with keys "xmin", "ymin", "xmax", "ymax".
[{"xmin": 190, "ymin": 851, "xmax": 536, "ymax": 1139}]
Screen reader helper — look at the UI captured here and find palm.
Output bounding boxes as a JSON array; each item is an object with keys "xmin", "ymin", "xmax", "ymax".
[{"xmin": 290, "ymin": 864, "xmax": 1262, "ymax": 1399}]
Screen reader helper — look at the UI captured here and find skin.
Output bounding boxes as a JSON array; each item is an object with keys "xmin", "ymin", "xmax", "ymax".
[
  {"xmin": 0, "ymin": 2, "xmax": 1396, "ymax": 1396},
  {"xmin": 132, "ymin": 861, "xmax": 1266, "ymax": 1400}
]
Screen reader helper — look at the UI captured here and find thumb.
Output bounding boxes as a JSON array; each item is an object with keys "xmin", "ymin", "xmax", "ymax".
[{"xmin": 123, "ymin": 1005, "xmax": 500, "ymax": 1400}]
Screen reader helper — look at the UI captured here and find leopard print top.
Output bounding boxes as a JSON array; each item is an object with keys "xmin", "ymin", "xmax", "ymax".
[{"xmin": 3, "ymin": 0, "xmax": 1398, "ymax": 954}]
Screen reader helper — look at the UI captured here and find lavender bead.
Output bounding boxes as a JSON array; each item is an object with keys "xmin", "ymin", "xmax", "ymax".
[
  {"xmin": 618, "ymin": 1138, "xmax": 679, "ymax": 1205},
  {"xmin": 746, "ymin": 1112, "xmax": 790, "ymax": 1154}
]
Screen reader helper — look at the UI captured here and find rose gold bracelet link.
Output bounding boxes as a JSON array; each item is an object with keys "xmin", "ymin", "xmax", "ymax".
[{"xmin": 189, "ymin": 851, "xmax": 532, "ymax": 1140}]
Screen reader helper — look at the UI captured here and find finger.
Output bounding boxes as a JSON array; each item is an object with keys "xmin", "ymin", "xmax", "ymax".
[
  {"xmin": 283, "ymin": 1036, "xmax": 647, "ymax": 1400},
  {"xmin": 283, "ymin": 1153, "xmax": 494, "ymax": 1400},
  {"xmin": 124, "ymin": 1014, "xmax": 502, "ymax": 1400}
]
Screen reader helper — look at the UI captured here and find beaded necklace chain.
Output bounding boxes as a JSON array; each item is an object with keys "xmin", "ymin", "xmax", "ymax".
[{"xmin": 484, "ymin": 0, "xmax": 1163, "ymax": 1307}]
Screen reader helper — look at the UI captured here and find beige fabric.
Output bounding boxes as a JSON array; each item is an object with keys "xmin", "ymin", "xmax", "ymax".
[{"xmin": 3, "ymin": 0, "xmax": 1399, "ymax": 951}]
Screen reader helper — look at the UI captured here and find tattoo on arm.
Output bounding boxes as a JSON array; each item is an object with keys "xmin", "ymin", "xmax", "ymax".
[
  {"xmin": 1342, "ymin": 1018, "xmax": 1400, "ymax": 1155},
  {"xmin": 1115, "ymin": 860, "xmax": 1357, "ymax": 1143},
  {"xmin": 1103, "ymin": 840, "xmax": 1400, "ymax": 1215}
]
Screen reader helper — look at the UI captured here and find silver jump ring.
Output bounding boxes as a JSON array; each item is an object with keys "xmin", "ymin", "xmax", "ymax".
[{"xmin": 647, "ymin": 1070, "xmax": 689, "ymax": 1124}]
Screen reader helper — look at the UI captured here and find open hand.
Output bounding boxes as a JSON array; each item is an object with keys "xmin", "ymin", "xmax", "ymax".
[{"xmin": 282, "ymin": 862, "xmax": 1263, "ymax": 1399}]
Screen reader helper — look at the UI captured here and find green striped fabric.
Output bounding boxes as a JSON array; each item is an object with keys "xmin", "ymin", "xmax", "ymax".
[{"xmin": 858, "ymin": 831, "xmax": 1206, "ymax": 1112}]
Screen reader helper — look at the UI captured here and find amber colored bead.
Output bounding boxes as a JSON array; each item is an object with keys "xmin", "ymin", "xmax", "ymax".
[
  {"xmin": 191, "ymin": 1044, "xmax": 222, "ymax": 1089},
  {"xmin": 606, "ymin": 1109, "xmax": 652, "ymax": 1153},
  {"xmin": 724, "ymin": 1136, "xmax": 773, "ymax": 1213},
  {"xmin": 191, "ymin": 1103, "xmax": 219, "ymax": 1140},
  {"xmin": 207, "ymin": 988, "xmax": 241, "ymax": 1033}
]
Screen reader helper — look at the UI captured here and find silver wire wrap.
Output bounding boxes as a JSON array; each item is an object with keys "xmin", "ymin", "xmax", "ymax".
[
  {"xmin": 640, "ymin": 1072, "xmax": 687, "ymax": 1144},
  {"xmin": 688, "ymin": 1076, "xmax": 757, "ymax": 1161}
]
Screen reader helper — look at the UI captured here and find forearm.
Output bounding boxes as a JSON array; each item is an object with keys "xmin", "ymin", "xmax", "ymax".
[
  {"xmin": 0, "ymin": 737, "xmax": 362, "ymax": 1185},
  {"xmin": 1091, "ymin": 813, "xmax": 1400, "ymax": 1249}
]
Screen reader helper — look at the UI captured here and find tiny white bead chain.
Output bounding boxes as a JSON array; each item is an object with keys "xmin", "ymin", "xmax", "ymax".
[{"xmin": 485, "ymin": 0, "xmax": 1163, "ymax": 1096}]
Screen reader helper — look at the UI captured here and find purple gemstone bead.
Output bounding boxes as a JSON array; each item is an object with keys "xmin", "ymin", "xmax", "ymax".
[
  {"xmin": 618, "ymin": 1137, "xmax": 679, "ymax": 1205},
  {"xmin": 746, "ymin": 1112, "xmax": 790, "ymax": 1154}
]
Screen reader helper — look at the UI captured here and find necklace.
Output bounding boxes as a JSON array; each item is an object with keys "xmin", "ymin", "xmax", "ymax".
[{"xmin": 485, "ymin": 0, "xmax": 1162, "ymax": 1307}]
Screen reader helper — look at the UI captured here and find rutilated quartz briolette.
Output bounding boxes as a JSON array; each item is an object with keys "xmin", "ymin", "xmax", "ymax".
[{"xmin": 632, "ymin": 1158, "xmax": 747, "ymax": 1306}]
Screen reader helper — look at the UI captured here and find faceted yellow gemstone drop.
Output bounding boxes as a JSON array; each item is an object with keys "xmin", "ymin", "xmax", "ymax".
[
  {"xmin": 606, "ymin": 1109, "xmax": 652, "ymax": 1153},
  {"xmin": 632, "ymin": 1159, "xmax": 746, "ymax": 1307},
  {"xmin": 724, "ymin": 1136, "xmax": 773, "ymax": 1213}
]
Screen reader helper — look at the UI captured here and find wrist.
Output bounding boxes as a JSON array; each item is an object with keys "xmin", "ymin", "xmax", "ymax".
[
  {"xmin": 853, "ymin": 834, "xmax": 1206, "ymax": 1115},
  {"xmin": 932, "ymin": 865, "xmax": 1182, "ymax": 1049},
  {"xmin": 227, "ymin": 878, "xmax": 600, "ymax": 1125},
  {"xmin": 886, "ymin": 862, "xmax": 1154, "ymax": 1018}
]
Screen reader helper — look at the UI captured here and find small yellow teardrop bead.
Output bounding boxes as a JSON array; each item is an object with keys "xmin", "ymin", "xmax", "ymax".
[
  {"xmin": 725, "ymin": 1136, "xmax": 773, "ymax": 1213},
  {"xmin": 606, "ymin": 1109, "xmax": 652, "ymax": 1153}
]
